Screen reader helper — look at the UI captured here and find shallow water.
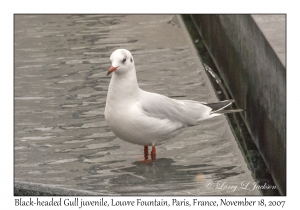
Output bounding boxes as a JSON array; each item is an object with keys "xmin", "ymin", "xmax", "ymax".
[{"xmin": 14, "ymin": 15, "xmax": 260, "ymax": 195}]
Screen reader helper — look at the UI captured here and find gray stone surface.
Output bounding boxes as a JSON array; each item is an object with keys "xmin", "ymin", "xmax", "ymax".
[
  {"xmin": 252, "ymin": 15, "xmax": 286, "ymax": 67},
  {"xmin": 14, "ymin": 14, "xmax": 260, "ymax": 195}
]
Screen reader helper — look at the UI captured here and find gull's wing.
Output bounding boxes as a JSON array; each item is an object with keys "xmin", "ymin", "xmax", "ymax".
[{"xmin": 138, "ymin": 90, "xmax": 213, "ymax": 126}]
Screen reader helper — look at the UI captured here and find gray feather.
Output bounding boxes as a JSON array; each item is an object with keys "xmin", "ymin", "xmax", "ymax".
[{"xmin": 139, "ymin": 91, "xmax": 212, "ymax": 126}]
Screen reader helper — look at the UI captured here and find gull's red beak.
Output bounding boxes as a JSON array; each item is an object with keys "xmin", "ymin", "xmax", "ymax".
[{"xmin": 107, "ymin": 66, "xmax": 118, "ymax": 76}]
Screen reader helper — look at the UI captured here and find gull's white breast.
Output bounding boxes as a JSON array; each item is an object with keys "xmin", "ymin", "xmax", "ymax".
[{"xmin": 105, "ymin": 98, "xmax": 183, "ymax": 146}]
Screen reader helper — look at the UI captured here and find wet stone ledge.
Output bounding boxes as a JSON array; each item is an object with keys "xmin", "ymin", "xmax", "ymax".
[{"xmin": 14, "ymin": 15, "xmax": 261, "ymax": 196}]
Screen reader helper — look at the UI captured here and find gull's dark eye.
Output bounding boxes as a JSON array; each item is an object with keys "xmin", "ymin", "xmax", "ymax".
[{"xmin": 122, "ymin": 57, "xmax": 126, "ymax": 63}]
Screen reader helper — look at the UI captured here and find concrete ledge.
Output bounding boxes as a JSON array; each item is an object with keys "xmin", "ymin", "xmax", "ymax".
[
  {"xmin": 252, "ymin": 15, "xmax": 285, "ymax": 67},
  {"xmin": 190, "ymin": 14, "xmax": 286, "ymax": 195}
]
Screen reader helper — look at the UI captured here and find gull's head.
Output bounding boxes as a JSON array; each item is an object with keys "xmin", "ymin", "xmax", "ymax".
[{"xmin": 107, "ymin": 49, "xmax": 134, "ymax": 76}]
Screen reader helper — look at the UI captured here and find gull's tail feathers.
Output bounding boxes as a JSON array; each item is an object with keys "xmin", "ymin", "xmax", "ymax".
[
  {"xmin": 214, "ymin": 109, "xmax": 244, "ymax": 114},
  {"xmin": 206, "ymin": 99, "xmax": 244, "ymax": 114}
]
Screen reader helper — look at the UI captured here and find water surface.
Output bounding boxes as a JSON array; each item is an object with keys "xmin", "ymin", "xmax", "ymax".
[{"xmin": 14, "ymin": 15, "xmax": 260, "ymax": 195}]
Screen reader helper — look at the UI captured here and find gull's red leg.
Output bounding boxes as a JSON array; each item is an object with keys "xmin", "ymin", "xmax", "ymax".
[
  {"xmin": 151, "ymin": 146, "xmax": 156, "ymax": 160},
  {"xmin": 138, "ymin": 146, "xmax": 153, "ymax": 163},
  {"xmin": 144, "ymin": 146, "xmax": 149, "ymax": 160}
]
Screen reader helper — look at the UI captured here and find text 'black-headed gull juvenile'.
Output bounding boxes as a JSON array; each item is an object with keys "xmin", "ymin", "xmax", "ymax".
[{"xmin": 105, "ymin": 49, "xmax": 242, "ymax": 162}]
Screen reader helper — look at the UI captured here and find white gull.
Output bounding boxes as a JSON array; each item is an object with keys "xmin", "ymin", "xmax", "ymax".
[{"xmin": 105, "ymin": 49, "xmax": 241, "ymax": 161}]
